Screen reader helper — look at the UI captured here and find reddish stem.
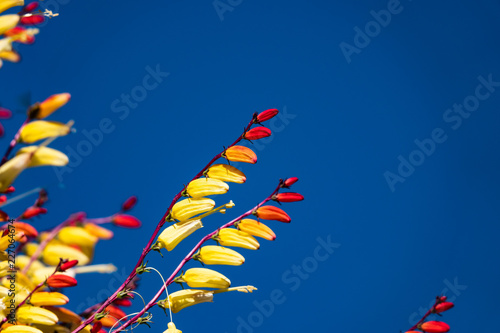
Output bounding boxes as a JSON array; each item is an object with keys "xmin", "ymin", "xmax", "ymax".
[
  {"xmin": 0, "ymin": 117, "xmax": 29, "ymax": 166},
  {"xmin": 407, "ymin": 296, "xmax": 443, "ymax": 331}
]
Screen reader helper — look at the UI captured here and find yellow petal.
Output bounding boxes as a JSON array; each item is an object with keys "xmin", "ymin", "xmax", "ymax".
[
  {"xmin": 42, "ymin": 243, "xmax": 90, "ymax": 266},
  {"xmin": 236, "ymin": 219, "xmax": 276, "ymax": 241},
  {"xmin": 204, "ymin": 163, "xmax": 246, "ymax": 184},
  {"xmin": 2, "ymin": 325, "xmax": 43, "ymax": 333},
  {"xmin": 30, "ymin": 291, "xmax": 69, "ymax": 306},
  {"xmin": 17, "ymin": 146, "xmax": 69, "ymax": 167},
  {"xmin": 0, "ymin": 153, "xmax": 31, "ymax": 191},
  {"xmin": 194, "ymin": 245, "xmax": 245, "ymax": 266},
  {"xmin": 185, "ymin": 178, "xmax": 229, "ymax": 198},
  {"xmin": 58, "ymin": 226, "xmax": 97, "ymax": 247},
  {"xmin": 0, "ymin": 49, "xmax": 20, "ymax": 62},
  {"xmin": 84, "ymin": 223, "xmax": 114, "ymax": 240},
  {"xmin": 215, "ymin": 228, "xmax": 260, "ymax": 250},
  {"xmin": 0, "ymin": 14, "xmax": 19, "ymax": 35},
  {"xmin": 20, "ymin": 121, "xmax": 71, "ymax": 143},
  {"xmin": 157, "ymin": 219, "xmax": 202, "ymax": 251},
  {"xmin": 178, "ymin": 268, "xmax": 230, "ymax": 289},
  {"xmin": 170, "ymin": 198, "xmax": 215, "ymax": 222},
  {"xmin": 160, "ymin": 289, "xmax": 213, "ymax": 313},
  {"xmin": 0, "ymin": 0, "xmax": 24, "ymax": 14},
  {"xmin": 17, "ymin": 306, "xmax": 59, "ymax": 325}
]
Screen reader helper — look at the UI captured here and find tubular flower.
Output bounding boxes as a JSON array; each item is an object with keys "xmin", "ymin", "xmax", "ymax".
[
  {"xmin": 176, "ymin": 268, "xmax": 231, "ymax": 289},
  {"xmin": 193, "ymin": 245, "xmax": 245, "ymax": 266},
  {"xmin": 58, "ymin": 226, "xmax": 97, "ymax": 247},
  {"xmin": 204, "ymin": 164, "xmax": 246, "ymax": 184},
  {"xmin": 21, "ymin": 206, "xmax": 47, "ymax": 219},
  {"xmin": 42, "ymin": 243, "xmax": 90, "ymax": 266},
  {"xmin": 433, "ymin": 302, "xmax": 454, "ymax": 313},
  {"xmin": 0, "ymin": 0, "xmax": 24, "ymax": 14},
  {"xmin": 91, "ymin": 321, "xmax": 103, "ymax": 333},
  {"xmin": 60, "ymin": 259, "xmax": 79, "ymax": 271},
  {"xmin": 20, "ymin": 121, "xmax": 71, "ymax": 143},
  {"xmin": 223, "ymin": 146, "xmax": 257, "ymax": 164},
  {"xmin": 0, "ymin": 14, "xmax": 19, "ymax": 35},
  {"xmin": 121, "ymin": 195, "xmax": 137, "ymax": 211},
  {"xmin": 244, "ymin": 127, "xmax": 271, "ymax": 140},
  {"xmin": 273, "ymin": 192, "xmax": 304, "ymax": 203},
  {"xmin": 10, "ymin": 221, "xmax": 38, "ymax": 237},
  {"xmin": 0, "ymin": 231, "xmax": 25, "ymax": 251},
  {"xmin": 112, "ymin": 214, "xmax": 141, "ymax": 228},
  {"xmin": 30, "ymin": 291, "xmax": 69, "ymax": 306},
  {"xmin": 157, "ymin": 219, "xmax": 203, "ymax": 251},
  {"xmin": 0, "ymin": 49, "xmax": 20, "ymax": 63},
  {"xmin": 17, "ymin": 305, "xmax": 59, "ymax": 325},
  {"xmin": 5, "ymin": 26, "xmax": 38, "ymax": 44},
  {"xmin": 236, "ymin": 219, "xmax": 276, "ymax": 241},
  {"xmin": 44, "ymin": 306, "xmax": 81, "ymax": 325},
  {"xmin": 19, "ymin": 14, "xmax": 43, "ymax": 25},
  {"xmin": 185, "ymin": 178, "xmax": 229, "ymax": 198},
  {"xmin": 30, "ymin": 93, "xmax": 71, "ymax": 119},
  {"xmin": 46, "ymin": 274, "xmax": 78, "ymax": 288},
  {"xmin": 164, "ymin": 322, "xmax": 182, "ymax": 333},
  {"xmin": 2, "ymin": 325, "xmax": 43, "ymax": 333},
  {"xmin": 84, "ymin": 223, "xmax": 114, "ymax": 240},
  {"xmin": 214, "ymin": 228, "xmax": 260, "ymax": 250},
  {"xmin": 170, "ymin": 198, "xmax": 215, "ymax": 222},
  {"xmin": 419, "ymin": 321, "xmax": 450, "ymax": 333},
  {"xmin": 256, "ymin": 109, "xmax": 279, "ymax": 123},
  {"xmin": 0, "ymin": 152, "xmax": 31, "ymax": 191},
  {"xmin": 254, "ymin": 206, "xmax": 291, "ymax": 223},
  {"xmin": 17, "ymin": 146, "xmax": 69, "ymax": 167},
  {"xmin": 283, "ymin": 177, "xmax": 299, "ymax": 188}
]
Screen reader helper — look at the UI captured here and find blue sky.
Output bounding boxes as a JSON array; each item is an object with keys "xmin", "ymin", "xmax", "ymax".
[{"xmin": 2, "ymin": 0, "xmax": 500, "ymax": 332}]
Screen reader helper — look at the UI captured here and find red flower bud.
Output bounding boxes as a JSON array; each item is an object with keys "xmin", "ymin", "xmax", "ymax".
[
  {"xmin": 105, "ymin": 305, "xmax": 127, "ymax": 319},
  {"xmin": 439, "ymin": 296, "xmax": 447, "ymax": 302},
  {"xmin": 113, "ymin": 298, "xmax": 132, "ymax": 307},
  {"xmin": 22, "ymin": 206, "xmax": 47, "ymax": 219},
  {"xmin": 283, "ymin": 177, "xmax": 299, "ymax": 188},
  {"xmin": 0, "ymin": 196, "xmax": 6, "ymax": 204},
  {"xmin": 113, "ymin": 214, "xmax": 141, "ymax": 228},
  {"xmin": 0, "ymin": 107, "xmax": 12, "ymax": 119},
  {"xmin": 419, "ymin": 321, "xmax": 450, "ymax": 333},
  {"xmin": 244, "ymin": 127, "xmax": 272, "ymax": 140},
  {"xmin": 0, "ymin": 210, "xmax": 8, "ymax": 222},
  {"xmin": 3, "ymin": 186, "xmax": 15, "ymax": 194},
  {"xmin": 434, "ymin": 302, "xmax": 454, "ymax": 313},
  {"xmin": 273, "ymin": 192, "xmax": 304, "ymax": 203},
  {"xmin": 35, "ymin": 189, "xmax": 48, "ymax": 207},
  {"xmin": 254, "ymin": 206, "xmax": 291, "ymax": 223},
  {"xmin": 122, "ymin": 196, "xmax": 137, "ymax": 211},
  {"xmin": 60, "ymin": 260, "xmax": 79, "ymax": 272},
  {"xmin": 256, "ymin": 109, "xmax": 278, "ymax": 123},
  {"xmin": 23, "ymin": 2, "xmax": 39, "ymax": 12},
  {"xmin": 47, "ymin": 275, "xmax": 78, "ymax": 288},
  {"xmin": 20, "ymin": 14, "xmax": 44, "ymax": 25},
  {"xmin": 91, "ymin": 321, "xmax": 102, "ymax": 333}
]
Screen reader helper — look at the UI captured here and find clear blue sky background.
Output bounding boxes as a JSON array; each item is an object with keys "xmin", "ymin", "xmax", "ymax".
[{"xmin": 2, "ymin": 0, "xmax": 500, "ymax": 332}]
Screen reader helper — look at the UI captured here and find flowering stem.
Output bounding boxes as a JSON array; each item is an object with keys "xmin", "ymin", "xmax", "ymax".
[
  {"xmin": 71, "ymin": 115, "xmax": 256, "ymax": 333},
  {"xmin": 407, "ymin": 297, "xmax": 442, "ymax": 331},
  {"xmin": 0, "ymin": 117, "xmax": 29, "ymax": 166},
  {"xmin": 112, "ymin": 181, "xmax": 282, "ymax": 332}
]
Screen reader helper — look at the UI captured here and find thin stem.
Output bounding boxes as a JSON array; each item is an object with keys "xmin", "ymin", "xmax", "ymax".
[
  {"xmin": 407, "ymin": 297, "xmax": 442, "ymax": 331},
  {"xmin": 112, "ymin": 181, "xmax": 281, "ymax": 332},
  {"xmin": 71, "ymin": 115, "xmax": 256, "ymax": 333},
  {"xmin": 0, "ymin": 117, "xmax": 28, "ymax": 166}
]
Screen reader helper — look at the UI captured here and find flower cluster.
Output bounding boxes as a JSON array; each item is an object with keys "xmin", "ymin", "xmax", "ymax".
[{"xmin": 405, "ymin": 296, "xmax": 455, "ymax": 333}]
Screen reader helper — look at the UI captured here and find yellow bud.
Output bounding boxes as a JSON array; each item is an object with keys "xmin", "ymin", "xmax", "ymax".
[
  {"xmin": 0, "ymin": 50, "xmax": 20, "ymax": 63},
  {"xmin": 185, "ymin": 178, "xmax": 229, "ymax": 198},
  {"xmin": 17, "ymin": 305, "xmax": 59, "ymax": 325},
  {"xmin": 42, "ymin": 243, "xmax": 90, "ymax": 266},
  {"xmin": 84, "ymin": 223, "xmax": 114, "ymax": 240},
  {"xmin": 237, "ymin": 219, "xmax": 276, "ymax": 241},
  {"xmin": 17, "ymin": 146, "xmax": 69, "ymax": 168},
  {"xmin": 157, "ymin": 219, "xmax": 203, "ymax": 251},
  {"xmin": 2, "ymin": 325, "xmax": 43, "ymax": 333},
  {"xmin": 215, "ymin": 228, "xmax": 260, "ymax": 250},
  {"xmin": 0, "ymin": 14, "xmax": 19, "ymax": 35},
  {"xmin": 0, "ymin": 0, "xmax": 24, "ymax": 14},
  {"xmin": 0, "ymin": 153, "xmax": 31, "ymax": 191},
  {"xmin": 161, "ymin": 289, "xmax": 213, "ymax": 313},
  {"xmin": 30, "ymin": 292, "xmax": 69, "ymax": 306},
  {"xmin": 58, "ymin": 226, "xmax": 97, "ymax": 247},
  {"xmin": 194, "ymin": 245, "xmax": 245, "ymax": 266},
  {"xmin": 20, "ymin": 121, "xmax": 71, "ymax": 144},
  {"xmin": 205, "ymin": 164, "xmax": 246, "ymax": 184},
  {"xmin": 178, "ymin": 268, "xmax": 231, "ymax": 289},
  {"xmin": 0, "ymin": 231, "xmax": 25, "ymax": 251},
  {"xmin": 171, "ymin": 198, "xmax": 215, "ymax": 222}
]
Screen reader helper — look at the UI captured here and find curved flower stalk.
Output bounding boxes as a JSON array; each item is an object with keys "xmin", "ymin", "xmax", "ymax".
[{"xmin": 405, "ymin": 296, "xmax": 454, "ymax": 333}]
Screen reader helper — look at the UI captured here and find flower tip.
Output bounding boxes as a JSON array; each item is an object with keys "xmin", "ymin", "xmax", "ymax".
[
  {"xmin": 283, "ymin": 177, "xmax": 299, "ymax": 187},
  {"xmin": 419, "ymin": 321, "xmax": 450, "ymax": 333},
  {"xmin": 122, "ymin": 195, "xmax": 138, "ymax": 211},
  {"xmin": 20, "ymin": 14, "xmax": 44, "ymax": 25},
  {"xmin": 256, "ymin": 109, "xmax": 279, "ymax": 123},
  {"xmin": 60, "ymin": 259, "xmax": 79, "ymax": 271},
  {"xmin": 112, "ymin": 214, "xmax": 141, "ymax": 228}
]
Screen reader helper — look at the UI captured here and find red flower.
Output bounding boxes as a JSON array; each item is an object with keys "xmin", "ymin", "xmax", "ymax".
[
  {"xmin": 122, "ymin": 196, "xmax": 138, "ymax": 211},
  {"xmin": 20, "ymin": 14, "xmax": 45, "ymax": 26},
  {"xmin": 419, "ymin": 321, "xmax": 450, "ymax": 333},
  {"xmin": 244, "ymin": 127, "xmax": 272, "ymax": 140},
  {"xmin": 434, "ymin": 302, "xmax": 454, "ymax": 313},
  {"xmin": 47, "ymin": 275, "xmax": 78, "ymax": 288},
  {"xmin": 256, "ymin": 109, "xmax": 278, "ymax": 123},
  {"xmin": 113, "ymin": 214, "xmax": 141, "ymax": 228},
  {"xmin": 21, "ymin": 206, "xmax": 48, "ymax": 219},
  {"xmin": 113, "ymin": 298, "xmax": 132, "ymax": 307},
  {"xmin": 253, "ymin": 206, "xmax": 291, "ymax": 223},
  {"xmin": 91, "ymin": 321, "xmax": 102, "ymax": 333},
  {"xmin": 283, "ymin": 177, "xmax": 299, "ymax": 188},
  {"xmin": 273, "ymin": 192, "xmax": 304, "ymax": 203},
  {"xmin": 60, "ymin": 260, "xmax": 79, "ymax": 272}
]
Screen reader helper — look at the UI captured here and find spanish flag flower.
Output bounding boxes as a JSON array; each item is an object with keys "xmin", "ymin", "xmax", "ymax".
[
  {"xmin": 58, "ymin": 226, "xmax": 98, "ymax": 247},
  {"xmin": 20, "ymin": 121, "xmax": 71, "ymax": 143},
  {"xmin": 0, "ymin": 0, "xmax": 24, "ymax": 14},
  {"xmin": 282, "ymin": 177, "xmax": 299, "ymax": 188},
  {"xmin": 214, "ymin": 228, "xmax": 260, "ymax": 250},
  {"xmin": 273, "ymin": 192, "xmax": 304, "ymax": 203},
  {"xmin": 30, "ymin": 291, "xmax": 69, "ymax": 306},
  {"xmin": 418, "ymin": 321, "xmax": 450, "ymax": 333},
  {"xmin": 193, "ymin": 245, "xmax": 245, "ymax": 266},
  {"xmin": 29, "ymin": 93, "xmax": 71, "ymax": 119},
  {"xmin": 236, "ymin": 219, "xmax": 276, "ymax": 241},
  {"xmin": 16, "ymin": 146, "xmax": 69, "ymax": 167},
  {"xmin": 2, "ymin": 325, "xmax": 43, "ymax": 333},
  {"xmin": 0, "ymin": 152, "xmax": 31, "ymax": 191},
  {"xmin": 42, "ymin": 243, "xmax": 90, "ymax": 266},
  {"xmin": 433, "ymin": 302, "xmax": 454, "ymax": 313},
  {"xmin": 112, "ymin": 214, "xmax": 141, "ymax": 228},
  {"xmin": 253, "ymin": 205, "xmax": 291, "ymax": 223},
  {"xmin": 170, "ymin": 198, "xmax": 215, "ymax": 222},
  {"xmin": 164, "ymin": 322, "xmax": 182, "ymax": 333},
  {"xmin": 185, "ymin": 178, "xmax": 229, "ymax": 198},
  {"xmin": 46, "ymin": 274, "xmax": 78, "ymax": 288},
  {"xmin": 175, "ymin": 268, "xmax": 231, "ymax": 289},
  {"xmin": 222, "ymin": 146, "xmax": 257, "ymax": 164},
  {"xmin": 84, "ymin": 223, "xmax": 114, "ymax": 240},
  {"xmin": 255, "ymin": 109, "xmax": 278, "ymax": 123},
  {"xmin": 157, "ymin": 219, "xmax": 203, "ymax": 251},
  {"xmin": 0, "ymin": 14, "xmax": 19, "ymax": 35},
  {"xmin": 17, "ymin": 305, "xmax": 59, "ymax": 325},
  {"xmin": 204, "ymin": 163, "xmax": 246, "ymax": 184},
  {"xmin": 243, "ymin": 127, "xmax": 271, "ymax": 140}
]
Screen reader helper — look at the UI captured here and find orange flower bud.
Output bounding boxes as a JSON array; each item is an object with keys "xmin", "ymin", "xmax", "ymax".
[
  {"xmin": 434, "ymin": 302, "xmax": 454, "ymax": 313},
  {"xmin": 113, "ymin": 214, "xmax": 141, "ymax": 228},
  {"xmin": 22, "ymin": 206, "xmax": 47, "ymax": 219},
  {"xmin": 283, "ymin": 177, "xmax": 299, "ymax": 187},
  {"xmin": 60, "ymin": 260, "xmax": 79, "ymax": 271},
  {"xmin": 273, "ymin": 192, "xmax": 304, "ymax": 203},
  {"xmin": 256, "ymin": 109, "xmax": 278, "ymax": 123},
  {"xmin": 122, "ymin": 196, "xmax": 137, "ymax": 211},
  {"xmin": 419, "ymin": 321, "xmax": 450, "ymax": 333},
  {"xmin": 254, "ymin": 206, "xmax": 291, "ymax": 223},
  {"xmin": 32, "ymin": 93, "xmax": 71, "ymax": 119},
  {"xmin": 244, "ymin": 127, "xmax": 271, "ymax": 140},
  {"xmin": 11, "ymin": 221, "xmax": 38, "ymax": 237},
  {"xmin": 46, "ymin": 275, "xmax": 77, "ymax": 288},
  {"xmin": 223, "ymin": 146, "xmax": 257, "ymax": 164},
  {"xmin": 20, "ymin": 14, "xmax": 44, "ymax": 25}
]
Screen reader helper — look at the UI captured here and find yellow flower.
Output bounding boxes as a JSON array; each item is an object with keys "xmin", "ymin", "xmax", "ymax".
[
  {"xmin": 84, "ymin": 223, "xmax": 114, "ymax": 240},
  {"xmin": 222, "ymin": 146, "xmax": 257, "ymax": 164},
  {"xmin": 193, "ymin": 245, "xmax": 245, "ymax": 266},
  {"xmin": 170, "ymin": 198, "xmax": 215, "ymax": 222},
  {"xmin": 0, "ymin": 14, "xmax": 19, "ymax": 35},
  {"xmin": 58, "ymin": 226, "xmax": 97, "ymax": 247},
  {"xmin": 163, "ymin": 322, "xmax": 182, "ymax": 333},
  {"xmin": 204, "ymin": 164, "xmax": 246, "ymax": 184},
  {"xmin": 31, "ymin": 93, "xmax": 71, "ymax": 119},
  {"xmin": 176, "ymin": 268, "xmax": 231, "ymax": 289},
  {"xmin": 20, "ymin": 121, "xmax": 71, "ymax": 143},
  {"xmin": 157, "ymin": 219, "xmax": 203, "ymax": 251},
  {"xmin": 0, "ymin": 0, "xmax": 24, "ymax": 14},
  {"xmin": 185, "ymin": 178, "xmax": 229, "ymax": 198},
  {"xmin": 17, "ymin": 146, "xmax": 69, "ymax": 167},
  {"xmin": 17, "ymin": 305, "xmax": 59, "ymax": 325},
  {"xmin": 236, "ymin": 219, "xmax": 276, "ymax": 241},
  {"xmin": 0, "ymin": 231, "xmax": 25, "ymax": 252},
  {"xmin": 214, "ymin": 228, "xmax": 260, "ymax": 250},
  {"xmin": 30, "ymin": 292, "xmax": 69, "ymax": 306},
  {"xmin": 2, "ymin": 325, "xmax": 43, "ymax": 333},
  {"xmin": 0, "ymin": 49, "xmax": 20, "ymax": 63},
  {"xmin": 0, "ymin": 152, "xmax": 31, "ymax": 191},
  {"xmin": 42, "ymin": 242, "xmax": 90, "ymax": 266}
]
